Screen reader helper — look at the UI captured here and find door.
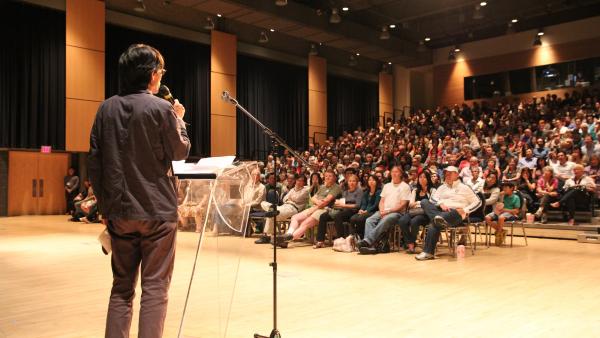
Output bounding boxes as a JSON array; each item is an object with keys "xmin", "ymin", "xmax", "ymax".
[
  {"xmin": 8, "ymin": 151, "xmax": 39, "ymax": 216},
  {"xmin": 38, "ymin": 153, "xmax": 69, "ymax": 215}
]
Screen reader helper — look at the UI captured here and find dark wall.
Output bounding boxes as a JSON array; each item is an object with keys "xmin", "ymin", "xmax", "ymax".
[
  {"xmin": 0, "ymin": 2, "xmax": 66, "ymax": 150},
  {"xmin": 105, "ymin": 24, "xmax": 211, "ymax": 157}
]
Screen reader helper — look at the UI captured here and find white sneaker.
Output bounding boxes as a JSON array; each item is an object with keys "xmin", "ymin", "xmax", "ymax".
[{"xmin": 415, "ymin": 252, "xmax": 434, "ymax": 261}]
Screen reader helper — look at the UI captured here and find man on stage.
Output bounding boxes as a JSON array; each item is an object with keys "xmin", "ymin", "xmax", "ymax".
[{"xmin": 89, "ymin": 44, "xmax": 191, "ymax": 338}]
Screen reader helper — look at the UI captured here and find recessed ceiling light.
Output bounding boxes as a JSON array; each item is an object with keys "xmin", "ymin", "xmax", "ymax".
[
  {"xmin": 511, "ymin": 18, "xmax": 518, "ymax": 23},
  {"xmin": 389, "ymin": 24, "xmax": 396, "ymax": 28},
  {"xmin": 424, "ymin": 37, "xmax": 431, "ymax": 41},
  {"xmin": 270, "ymin": 28, "xmax": 275, "ymax": 32},
  {"xmin": 356, "ymin": 53, "xmax": 360, "ymax": 56},
  {"xmin": 454, "ymin": 45, "xmax": 461, "ymax": 52},
  {"xmin": 388, "ymin": 62, "xmax": 392, "ymax": 65},
  {"xmin": 342, "ymin": 7, "xmax": 349, "ymax": 11},
  {"xmin": 217, "ymin": 13, "xmax": 222, "ymax": 17},
  {"xmin": 480, "ymin": 1, "xmax": 487, "ymax": 6},
  {"xmin": 537, "ymin": 29, "xmax": 544, "ymax": 36},
  {"xmin": 319, "ymin": 42, "xmax": 322, "ymax": 45}
]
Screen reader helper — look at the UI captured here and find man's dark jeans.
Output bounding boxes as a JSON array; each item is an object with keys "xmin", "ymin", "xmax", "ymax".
[{"xmin": 421, "ymin": 199, "xmax": 463, "ymax": 255}]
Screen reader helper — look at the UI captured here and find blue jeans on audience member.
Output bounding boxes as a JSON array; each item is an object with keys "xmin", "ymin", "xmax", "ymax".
[
  {"xmin": 421, "ymin": 199, "xmax": 464, "ymax": 255},
  {"xmin": 398, "ymin": 213, "xmax": 429, "ymax": 245},
  {"xmin": 363, "ymin": 211, "xmax": 402, "ymax": 245}
]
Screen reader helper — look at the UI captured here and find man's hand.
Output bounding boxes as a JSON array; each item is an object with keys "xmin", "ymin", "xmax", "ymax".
[{"xmin": 174, "ymin": 99, "xmax": 186, "ymax": 119}]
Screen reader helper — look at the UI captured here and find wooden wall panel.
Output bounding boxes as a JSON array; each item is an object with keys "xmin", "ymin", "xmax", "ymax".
[
  {"xmin": 37, "ymin": 153, "xmax": 69, "ymax": 215},
  {"xmin": 210, "ymin": 73, "xmax": 236, "ymax": 117},
  {"xmin": 379, "ymin": 72, "xmax": 393, "ymax": 120},
  {"xmin": 211, "ymin": 115, "xmax": 236, "ymax": 156},
  {"xmin": 211, "ymin": 31, "xmax": 237, "ymax": 75},
  {"xmin": 66, "ymin": 46, "xmax": 105, "ymax": 102},
  {"xmin": 66, "ymin": 0, "xmax": 105, "ymax": 51},
  {"xmin": 308, "ymin": 56, "xmax": 327, "ymax": 92},
  {"xmin": 210, "ymin": 31, "xmax": 237, "ymax": 156},
  {"xmin": 434, "ymin": 36, "xmax": 600, "ymax": 106},
  {"xmin": 308, "ymin": 55, "xmax": 327, "ymax": 143},
  {"xmin": 66, "ymin": 99, "xmax": 100, "ymax": 152}
]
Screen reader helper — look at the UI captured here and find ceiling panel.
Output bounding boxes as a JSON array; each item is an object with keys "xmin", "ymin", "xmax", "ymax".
[
  {"xmin": 286, "ymin": 26, "xmax": 322, "ymax": 39},
  {"xmin": 325, "ymin": 38, "xmax": 363, "ymax": 50},
  {"xmin": 193, "ymin": 0, "xmax": 243, "ymax": 15},
  {"xmin": 306, "ymin": 31, "xmax": 339, "ymax": 43},
  {"xmin": 253, "ymin": 17, "xmax": 301, "ymax": 32},
  {"xmin": 234, "ymin": 10, "xmax": 272, "ymax": 24}
]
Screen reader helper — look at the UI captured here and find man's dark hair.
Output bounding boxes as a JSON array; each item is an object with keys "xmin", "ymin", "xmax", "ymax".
[{"xmin": 118, "ymin": 44, "xmax": 164, "ymax": 93}]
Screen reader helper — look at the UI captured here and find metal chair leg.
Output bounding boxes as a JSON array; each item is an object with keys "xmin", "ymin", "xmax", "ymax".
[{"xmin": 522, "ymin": 222, "xmax": 528, "ymax": 246}]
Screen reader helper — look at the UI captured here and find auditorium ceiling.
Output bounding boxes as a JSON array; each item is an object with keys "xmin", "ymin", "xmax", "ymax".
[{"xmin": 105, "ymin": 0, "xmax": 600, "ymax": 73}]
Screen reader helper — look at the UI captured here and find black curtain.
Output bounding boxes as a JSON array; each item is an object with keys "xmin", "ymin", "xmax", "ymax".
[
  {"xmin": 0, "ymin": 2, "xmax": 65, "ymax": 150},
  {"xmin": 236, "ymin": 55, "xmax": 308, "ymax": 160},
  {"xmin": 105, "ymin": 25, "xmax": 211, "ymax": 157},
  {"xmin": 327, "ymin": 75, "xmax": 378, "ymax": 138}
]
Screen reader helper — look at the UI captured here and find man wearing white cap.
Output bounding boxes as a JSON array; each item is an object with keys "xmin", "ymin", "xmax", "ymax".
[{"xmin": 416, "ymin": 166, "xmax": 481, "ymax": 261}]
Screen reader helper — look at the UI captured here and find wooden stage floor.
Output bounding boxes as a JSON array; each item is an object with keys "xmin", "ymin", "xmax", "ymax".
[{"xmin": 1, "ymin": 215, "xmax": 600, "ymax": 338}]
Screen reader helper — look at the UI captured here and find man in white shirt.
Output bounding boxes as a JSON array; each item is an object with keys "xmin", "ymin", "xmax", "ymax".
[
  {"xmin": 552, "ymin": 151, "xmax": 575, "ymax": 182},
  {"xmin": 255, "ymin": 175, "xmax": 309, "ymax": 244},
  {"xmin": 416, "ymin": 166, "xmax": 481, "ymax": 260},
  {"xmin": 550, "ymin": 164, "xmax": 596, "ymax": 225},
  {"xmin": 459, "ymin": 156, "xmax": 481, "ymax": 181},
  {"xmin": 464, "ymin": 166, "xmax": 485, "ymax": 193},
  {"xmin": 357, "ymin": 166, "xmax": 411, "ymax": 253}
]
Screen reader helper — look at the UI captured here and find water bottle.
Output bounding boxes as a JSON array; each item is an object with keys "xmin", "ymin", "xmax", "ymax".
[{"xmin": 456, "ymin": 245, "xmax": 466, "ymax": 259}]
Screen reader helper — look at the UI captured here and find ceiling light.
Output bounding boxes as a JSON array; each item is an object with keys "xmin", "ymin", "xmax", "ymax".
[
  {"xmin": 203, "ymin": 17, "xmax": 215, "ymax": 30},
  {"xmin": 388, "ymin": 62, "xmax": 392, "ymax": 65},
  {"xmin": 417, "ymin": 40, "xmax": 427, "ymax": 52},
  {"xmin": 454, "ymin": 45, "xmax": 461, "ymax": 52},
  {"xmin": 342, "ymin": 7, "xmax": 349, "ymax": 11},
  {"xmin": 217, "ymin": 13, "xmax": 222, "ymax": 17},
  {"xmin": 275, "ymin": 0, "xmax": 288, "ymax": 6},
  {"xmin": 356, "ymin": 53, "xmax": 360, "ymax": 56},
  {"xmin": 134, "ymin": 0, "xmax": 146, "ymax": 12},
  {"xmin": 349, "ymin": 55, "xmax": 357, "ymax": 66},
  {"xmin": 259, "ymin": 31, "xmax": 269, "ymax": 43},
  {"xmin": 480, "ymin": 1, "xmax": 487, "ymax": 6},
  {"xmin": 309, "ymin": 44, "xmax": 318, "ymax": 56},
  {"xmin": 473, "ymin": 5, "xmax": 484, "ymax": 19},
  {"xmin": 330, "ymin": 8, "xmax": 341, "ymax": 23},
  {"xmin": 389, "ymin": 24, "xmax": 396, "ymax": 28},
  {"xmin": 533, "ymin": 35, "xmax": 542, "ymax": 46},
  {"xmin": 537, "ymin": 28, "xmax": 544, "ymax": 36},
  {"xmin": 511, "ymin": 18, "xmax": 518, "ymax": 23},
  {"xmin": 270, "ymin": 28, "xmax": 275, "ymax": 32},
  {"xmin": 448, "ymin": 50, "xmax": 456, "ymax": 61},
  {"xmin": 379, "ymin": 26, "xmax": 390, "ymax": 40},
  {"xmin": 424, "ymin": 37, "xmax": 431, "ymax": 41}
]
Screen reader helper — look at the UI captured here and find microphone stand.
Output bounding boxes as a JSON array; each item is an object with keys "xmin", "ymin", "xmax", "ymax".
[{"xmin": 221, "ymin": 91, "xmax": 308, "ymax": 338}]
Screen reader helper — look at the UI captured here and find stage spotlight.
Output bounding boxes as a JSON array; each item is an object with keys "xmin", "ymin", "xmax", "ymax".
[
  {"xmin": 454, "ymin": 45, "xmax": 461, "ymax": 52},
  {"xmin": 270, "ymin": 28, "xmax": 275, "ymax": 32},
  {"xmin": 389, "ymin": 24, "xmax": 396, "ymax": 28},
  {"xmin": 424, "ymin": 37, "xmax": 431, "ymax": 41},
  {"xmin": 342, "ymin": 7, "xmax": 349, "ymax": 11},
  {"xmin": 309, "ymin": 44, "xmax": 318, "ymax": 56},
  {"xmin": 480, "ymin": 1, "xmax": 487, "ymax": 6},
  {"xmin": 203, "ymin": 17, "xmax": 215, "ymax": 30},
  {"xmin": 537, "ymin": 28, "xmax": 545, "ymax": 36},
  {"xmin": 275, "ymin": 0, "xmax": 287, "ymax": 6},
  {"xmin": 380, "ymin": 26, "xmax": 390, "ymax": 40},
  {"xmin": 134, "ymin": 0, "xmax": 146, "ymax": 12},
  {"xmin": 217, "ymin": 13, "xmax": 222, "ymax": 17},
  {"xmin": 259, "ymin": 31, "xmax": 269, "ymax": 43},
  {"xmin": 533, "ymin": 35, "xmax": 542, "ymax": 46},
  {"xmin": 330, "ymin": 8, "xmax": 341, "ymax": 23},
  {"xmin": 511, "ymin": 18, "xmax": 518, "ymax": 23}
]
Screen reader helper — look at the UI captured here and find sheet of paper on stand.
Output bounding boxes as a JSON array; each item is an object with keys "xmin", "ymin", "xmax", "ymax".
[{"xmin": 172, "ymin": 156, "xmax": 236, "ymax": 175}]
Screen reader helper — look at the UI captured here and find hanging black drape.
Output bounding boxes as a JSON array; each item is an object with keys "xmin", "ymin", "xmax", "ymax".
[
  {"xmin": 327, "ymin": 75, "xmax": 378, "ymax": 138},
  {"xmin": 105, "ymin": 25, "xmax": 211, "ymax": 157},
  {"xmin": 0, "ymin": 2, "xmax": 65, "ymax": 149},
  {"xmin": 236, "ymin": 55, "xmax": 308, "ymax": 160}
]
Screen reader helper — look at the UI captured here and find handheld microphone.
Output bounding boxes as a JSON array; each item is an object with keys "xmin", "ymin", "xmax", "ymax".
[{"xmin": 157, "ymin": 85, "xmax": 175, "ymax": 104}]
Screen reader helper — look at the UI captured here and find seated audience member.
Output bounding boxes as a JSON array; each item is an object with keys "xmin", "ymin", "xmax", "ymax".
[
  {"xmin": 502, "ymin": 158, "xmax": 520, "ymax": 184},
  {"xmin": 534, "ymin": 166, "xmax": 560, "ymax": 223},
  {"xmin": 415, "ymin": 166, "xmax": 481, "ymax": 260},
  {"xmin": 279, "ymin": 170, "xmax": 341, "ymax": 246},
  {"xmin": 348, "ymin": 175, "xmax": 381, "ymax": 238},
  {"xmin": 517, "ymin": 167, "xmax": 537, "ymax": 209},
  {"xmin": 552, "ymin": 151, "xmax": 575, "ymax": 183},
  {"xmin": 518, "ymin": 148, "xmax": 538, "ymax": 170},
  {"xmin": 584, "ymin": 155, "xmax": 600, "ymax": 199},
  {"xmin": 356, "ymin": 166, "xmax": 411, "ymax": 254},
  {"xmin": 245, "ymin": 169, "xmax": 267, "ymax": 232},
  {"xmin": 550, "ymin": 164, "xmax": 596, "ymax": 225},
  {"xmin": 280, "ymin": 173, "xmax": 296, "ymax": 198},
  {"xmin": 64, "ymin": 167, "xmax": 80, "ymax": 215},
  {"xmin": 314, "ymin": 174, "xmax": 363, "ymax": 248},
  {"xmin": 264, "ymin": 172, "xmax": 283, "ymax": 205},
  {"xmin": 464, "ymin": 166, "xmax": 485, "ymax": 193},
  {"xmin": 482, "ymin": 158, "xmax": 501, "ymax": 179},
  {"xmin": 308, "ymin": 172, "xmax": 323, "ymax": 197},
  {"xmin": 398, "ymin": 170, "xmax": 436, "ymax": 254},
  {"xmin": 459, "ymin": 156, "xmax": 481, "ymax": 181},
  {"xmin": 483, "ymin": 173, "xmax": 501, "ymax": 208},
  {"xmin": 581, "ymin": 135, "xmax": 600, "ymax": 160},
  {"xmin": 485, "ymin": 182, "xmax": 521, "ymax": 246},
  {"xmin": 533, "ymin": 138, "xmax": 549, "ymax": 159},
  {"xmin": 255, "ymin": 175, "xmax": 309, "ymax": 244}
]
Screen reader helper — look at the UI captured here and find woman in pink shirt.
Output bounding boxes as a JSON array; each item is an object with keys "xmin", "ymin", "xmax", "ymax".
[{"xmin": 534, "ymin": 166, "xmax": 559, "ymax": 223}]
